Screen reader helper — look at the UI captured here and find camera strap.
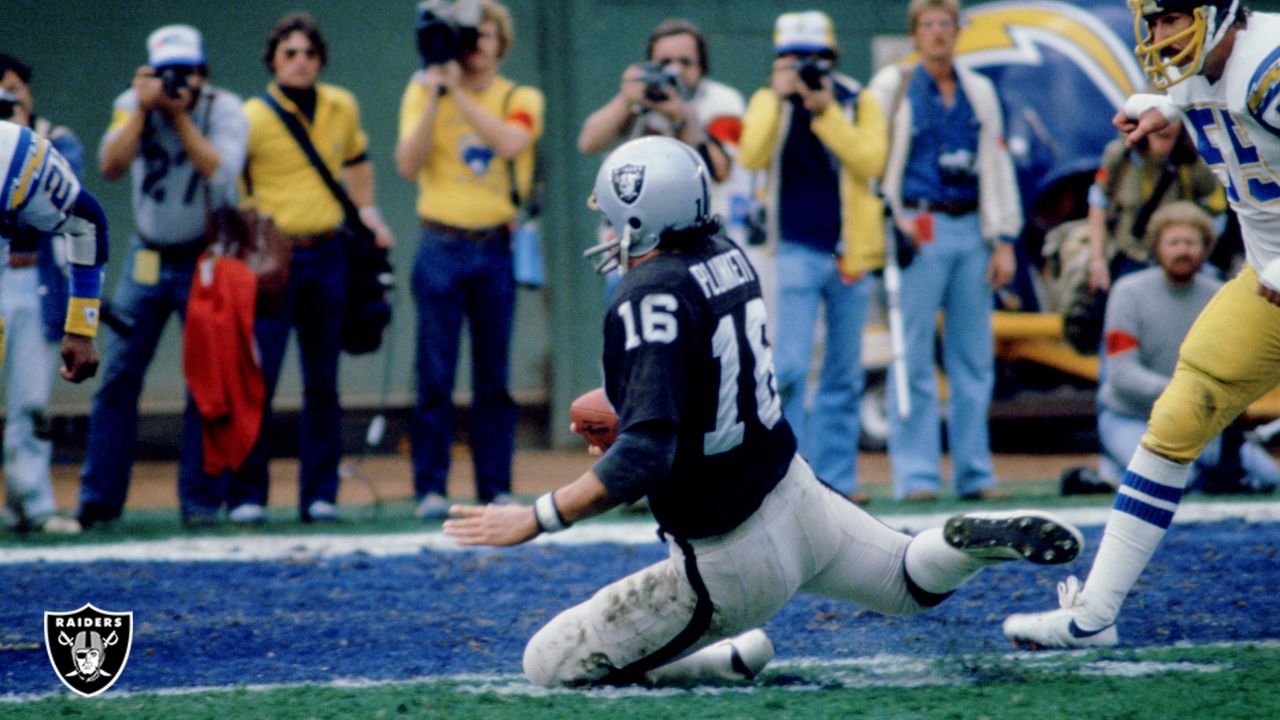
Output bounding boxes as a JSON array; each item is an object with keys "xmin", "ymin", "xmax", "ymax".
[
  {"xmin": 261, "ymin": 91, "xmax": 373, "ymax": 240},
  {"xmin": 501, "ymin": 85, "xmax": 522, "ymax": 209}
]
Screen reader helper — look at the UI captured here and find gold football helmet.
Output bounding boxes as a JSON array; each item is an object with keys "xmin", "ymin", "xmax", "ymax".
[{"xmin": 1130, "ymin": 0, "xmax": 1240, "ymax": 89}]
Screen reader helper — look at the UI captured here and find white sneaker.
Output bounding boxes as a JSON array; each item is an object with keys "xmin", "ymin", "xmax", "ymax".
[
  {"xmin": 415, "ymin": 492, "xmax": 449, "ymax": 520},
  {"xmin": 943, "ymin": 510, "xmax": 1083, "ymax": 565},
  {"xmin": 228, "ymin": 503, "xmax": 266, "ymax": 524},
  {"xmin": 306, "ymin": 500, "xmax": 340, "ymax": 523},
  {"xmin": 39, "ymin": 515, "xmax": 82, "ymax": 534},
  {"xmin": 1003, "ymin": 576, "xmax": 1119, "ymax": 649}
]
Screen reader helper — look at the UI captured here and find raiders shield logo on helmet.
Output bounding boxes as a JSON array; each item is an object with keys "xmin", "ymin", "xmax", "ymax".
[
  {"xmin": 44, "ymin": 604, "xmax": 133, "ymax": 697},
  {"xmin": 612, "ymin": 163, "xmax": 645, "ymax": 205}
]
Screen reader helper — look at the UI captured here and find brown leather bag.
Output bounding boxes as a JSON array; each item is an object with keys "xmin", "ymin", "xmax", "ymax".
[{"xmin": 207, "ymin": 207, "xmax": 291, "ymax": 316}]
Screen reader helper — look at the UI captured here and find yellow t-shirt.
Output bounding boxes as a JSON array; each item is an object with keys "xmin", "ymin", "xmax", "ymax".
[
  {"xmin": 398, "ymin": 76, "xmax": 544, "ymax": 229},
  {"xmin": 243, "ymin": 83, "xmax": 368, "ymax": 236}
]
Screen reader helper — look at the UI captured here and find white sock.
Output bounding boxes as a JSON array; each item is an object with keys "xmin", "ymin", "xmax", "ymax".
[
  {"xmin": 1080, "ymin": 445, "xmax": 1190, "ymax": 629},
  {"xmin": 904, "ymin": 528, "xmax": 996, "ymax": 595}
]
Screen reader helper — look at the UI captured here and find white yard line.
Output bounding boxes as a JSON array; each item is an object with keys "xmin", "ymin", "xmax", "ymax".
[
  {"xmin": 2, "ymin": 501, "xmax": 1278, "ymax": 565},
  {"xmin": 3, "ymin": 639, "xmax": 1275, "ymax": 703}
]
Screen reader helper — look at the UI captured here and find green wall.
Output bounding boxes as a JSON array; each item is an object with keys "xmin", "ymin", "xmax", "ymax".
[{"xmin": 4, "ymin": 1, "xmax": 1277, "ymax": 446}]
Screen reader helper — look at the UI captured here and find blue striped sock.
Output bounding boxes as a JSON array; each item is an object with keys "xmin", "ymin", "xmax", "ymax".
[{"xmin": 1079, "ymin": 446, "xmax": 1190, "ymax": 628}]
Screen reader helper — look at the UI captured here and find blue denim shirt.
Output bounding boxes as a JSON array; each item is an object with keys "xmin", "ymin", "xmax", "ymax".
[{"xmin": 900, "ymin": 68, "xmax": 980, "ymax": 207}]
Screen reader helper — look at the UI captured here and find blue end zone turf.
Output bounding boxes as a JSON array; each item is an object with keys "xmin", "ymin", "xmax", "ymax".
[{"xmin": 2, "ymin": 522, "xmax": 1278, "ymax": 695}]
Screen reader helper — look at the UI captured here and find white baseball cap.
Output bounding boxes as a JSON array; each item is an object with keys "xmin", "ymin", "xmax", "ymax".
[
  {"xmin": 147, "ymin": 24, "xmax": 205, "ymax": 68},
  {"xmin": 774, "ymin": 11, "xmax": 837, "ymax": 55}
]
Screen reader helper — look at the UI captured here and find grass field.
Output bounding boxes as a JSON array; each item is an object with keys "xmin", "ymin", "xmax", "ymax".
[{"xmin": 3, "ymin": 487, "xmax": 1277, "ymax": 718}]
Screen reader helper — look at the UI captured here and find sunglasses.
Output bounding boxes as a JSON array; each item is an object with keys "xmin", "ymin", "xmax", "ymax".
[{"xmin": 282, "ymin": 47, "xmax": 319, "ymax": 60}]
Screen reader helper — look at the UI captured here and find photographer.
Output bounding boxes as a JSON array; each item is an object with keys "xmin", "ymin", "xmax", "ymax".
[
  {"xmin": 395, "ymin": 0, "xmax": 543, "ymax": 519},
  {"xmin": 577, "ymin": 19, "xmax": 739, "ymax": 187},
  {"xmin": 738, "ymin": 11, "xmax": 886, "ymax": 505},
  {"xmin": 78, "ymin": 25, "xmax": 247, "ymax": 530},
  {"xmin": 225, "ymin": 12, "xmax": 395, "ymax": 526}
]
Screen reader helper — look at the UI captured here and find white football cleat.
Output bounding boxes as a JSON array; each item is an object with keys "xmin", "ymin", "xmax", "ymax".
[
  {"xmin": 1003, "ymin": 576, "xmax": 1119, "ymax": 650},
  {"xmin": 943, "ymin": 510, "xmax": 1084, "ymax": 565}
]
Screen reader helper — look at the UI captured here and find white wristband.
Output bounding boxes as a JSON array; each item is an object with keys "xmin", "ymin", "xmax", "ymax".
[
  {"xmin": 1123, "ymin": 93, "xmax": 1181, "ymax": 124},
  {"xmin": 534, "ymin": 492, "xmax": 570, "ymax": 533}
]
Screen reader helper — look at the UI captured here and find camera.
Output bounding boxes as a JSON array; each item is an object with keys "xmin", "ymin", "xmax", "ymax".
[
  {"xmin": 416, "ymin": 0, "xmax": 482, "ymax": 67},
  {"xmin": 793, "ymin": 56, "xmax": 832, "ymax": 91},
  {"xmin": 0, "ymin": 98, "xmax": 15, "ymax": 122},
  {"xmin": 156, "ymin": 65, "xmax": 196, "ymax": 99},
  {"xmin": 638, "ymin": 61, "xmax": 684, "ymax": 103}
]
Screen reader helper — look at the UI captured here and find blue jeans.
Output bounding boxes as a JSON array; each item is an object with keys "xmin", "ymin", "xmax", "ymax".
[
  {"xmin": 772, "ymin": 241, "xmax": 869, "ymax": 494},
  {"xmin": 410, "ymin": 226, "xmax": 516, "ymax": 503},
  {"xmin": 78, "ymin": 238, "xmax": 214, "ymax": 519},
  {"xmin": 227, "ymin": 235, "xmax": 348, "ymax": 513},
  {"xmin": 1098, "ymin": 407, "xmax": 1280, "ymax": 490},
  {"xmin": 887, "ymin": 212, "xmax": 997, "ymax": 498},
  {"xmin": 2, "ymin": 266, "xmax": 60, "ymax": 522}
]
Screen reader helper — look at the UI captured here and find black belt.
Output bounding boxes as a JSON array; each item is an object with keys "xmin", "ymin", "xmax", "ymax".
[
  {"xmin": 139, "ymin": 235, "xmax": 209, "ymax": 263},
  {"xmin": 903, "ymin": 198, "xmax": 979, "ymax": 217},
  {"xmin": 421, "ymin": 218, "xmax": 509, "ymax": 243}
]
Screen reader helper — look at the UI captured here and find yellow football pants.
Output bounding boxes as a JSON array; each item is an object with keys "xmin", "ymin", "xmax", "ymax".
[{"xmin": 1143, "ymin": 265, "xmax": 1280, "ymax": 462}]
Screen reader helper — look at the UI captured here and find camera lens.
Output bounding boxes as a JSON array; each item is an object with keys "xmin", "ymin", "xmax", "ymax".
[{"xmin": 799, "ymin": 64, "xmax": 824, "ymax": 91}]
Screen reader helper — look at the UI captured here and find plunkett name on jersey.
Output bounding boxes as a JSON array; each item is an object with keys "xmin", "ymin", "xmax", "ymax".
[{"xmin": 688, "ymin": 247, "xmax": 756, "ymax": 299}]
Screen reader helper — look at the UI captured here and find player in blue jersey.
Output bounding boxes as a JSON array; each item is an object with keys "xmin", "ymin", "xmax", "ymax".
[
  {"xmin": 0, "ymin": 119, "xmax": 107, "ymax": 383},
  {"xmin": 446, "ymin": 136, "xmax": 1084, "ymax": 686},
  {"xmin": 1005, "ymin": 0, "xmax": 1280, "ymax": 649}
]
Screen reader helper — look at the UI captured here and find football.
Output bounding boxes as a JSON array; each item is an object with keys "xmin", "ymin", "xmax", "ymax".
[{"xmin": 569, "ymin": 387, "xmax": 617, "ymax": 450}]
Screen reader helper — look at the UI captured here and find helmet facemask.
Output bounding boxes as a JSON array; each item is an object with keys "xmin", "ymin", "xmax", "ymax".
[{"xmin": 583, "ymin": 220, "xmax": 634, "ymax": 276}]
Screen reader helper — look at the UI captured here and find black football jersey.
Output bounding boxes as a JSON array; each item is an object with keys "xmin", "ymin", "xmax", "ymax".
[{"xmin": 602, "ymin": 234, "xmax": 797, "ymax": 539}]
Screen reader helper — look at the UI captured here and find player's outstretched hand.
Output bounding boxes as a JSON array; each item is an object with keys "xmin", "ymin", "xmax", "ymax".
[
  {"xmin": 1114, "ymin": 104, "xmax": 1170, "ymax": 150},
  {"xmin": 444, "ymin": 503, "xmax": 540, "ymax": 547}
]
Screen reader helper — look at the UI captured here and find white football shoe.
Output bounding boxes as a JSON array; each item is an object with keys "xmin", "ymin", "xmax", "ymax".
[
  {"xmin": 1003, "ymin": 576, "xmax": 1119, "ymax": 649},
  {"xmin": 943, "ymin": 510, "xmax": 1084, "ymax": 565}
]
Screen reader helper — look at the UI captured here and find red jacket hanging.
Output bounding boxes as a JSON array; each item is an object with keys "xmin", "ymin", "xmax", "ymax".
[{"xmin": 184, "ymin": 254, "xmax": 264, "ymax": 474}]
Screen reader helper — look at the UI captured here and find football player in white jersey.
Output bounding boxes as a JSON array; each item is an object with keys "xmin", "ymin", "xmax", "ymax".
[
  {"xmin": 445, "ymin": 136, "xmax": 1085, "ymax": 687},
  {"xmin": 1004, "ymin": 0, "xmax": 1280, "ymax": 649},
  {"xmin": 0, "ymin": 119, "xmax": 107, "ymax": 382}
]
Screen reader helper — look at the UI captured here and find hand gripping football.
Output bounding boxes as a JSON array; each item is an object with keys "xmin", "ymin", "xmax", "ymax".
[{"xmin": 569, "ymin": 387, "xmax": 617, "ymax": 450}]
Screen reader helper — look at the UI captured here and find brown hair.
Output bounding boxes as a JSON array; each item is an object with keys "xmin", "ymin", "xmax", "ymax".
[
  {"xmin": 481, "ymin": 0, "xmax": 515, "ymax": 61},
  {"xmin": 263, "ymin": 12, "xmax": 328, "ymax": 72},
  {"xmin": 907, "ymin": 0, "xmax": 961, "ymax": 34},
  {"xmin": 647, "ymin": 18, "xmax": 709, "ymax": 75},
  {"xmin": 1145, "ymin": 200, "xmax": 1216, "ymax": 253}
]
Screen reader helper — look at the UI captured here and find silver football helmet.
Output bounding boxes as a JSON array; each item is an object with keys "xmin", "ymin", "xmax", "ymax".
[{"xmin": 585, "ymin": 136, "xmax": 711, "ymax": 275}]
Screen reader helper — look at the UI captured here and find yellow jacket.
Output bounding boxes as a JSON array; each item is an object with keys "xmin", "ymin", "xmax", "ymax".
[{"xmin": 739, "ymin": 76, "xmax": 887, "ymax": 276}]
